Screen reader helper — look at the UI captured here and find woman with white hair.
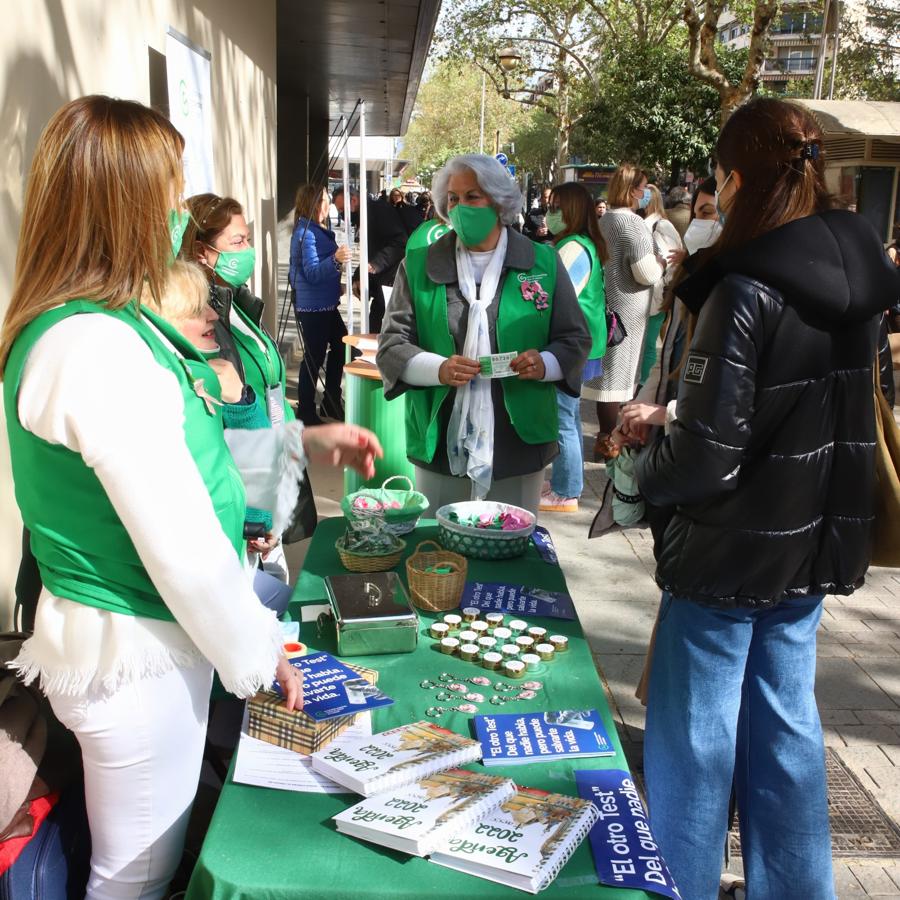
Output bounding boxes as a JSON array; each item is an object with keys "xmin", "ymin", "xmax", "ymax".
[{"xmin": 377, "ymin": 154, "xmax": 591, "ymax": 515}]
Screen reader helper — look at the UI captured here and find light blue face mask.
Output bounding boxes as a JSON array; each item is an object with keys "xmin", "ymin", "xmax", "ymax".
[{"xmin": 637, "ymin": 187, "xmax": 652, "ymax": 210}]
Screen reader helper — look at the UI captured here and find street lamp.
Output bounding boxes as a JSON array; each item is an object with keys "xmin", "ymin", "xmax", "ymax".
[{"xmin": 498, "ymin": 46, "xmax": 522, "ymax": 72}]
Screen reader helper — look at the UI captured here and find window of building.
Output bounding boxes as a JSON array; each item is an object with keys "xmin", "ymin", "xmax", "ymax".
[{"xmin": 730, "ymin": 26, "xmax": 739, "ymax": 39}]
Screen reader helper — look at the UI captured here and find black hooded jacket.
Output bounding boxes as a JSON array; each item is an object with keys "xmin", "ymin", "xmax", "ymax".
[{"xmin": 636, "ymin": 210, "xmax": 900, "ymax": 608}]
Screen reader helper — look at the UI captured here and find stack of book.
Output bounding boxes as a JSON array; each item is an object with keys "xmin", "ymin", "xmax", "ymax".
[{"xmin": 311, "ymin": 719, "xmax": 600, "ymax": 894}]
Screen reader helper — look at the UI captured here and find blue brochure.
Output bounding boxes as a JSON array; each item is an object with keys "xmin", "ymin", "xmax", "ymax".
[
  {"xmin": 460, "ymin": 580, "xmax": 576, "ymax": 620},
  {"xmin": 574, "ymin": 769, "xmax": 682, "ymax": 900},
  {"xmin": 474, "ymin": 709, "xmax": 615, "ymax": 765},
  {"xmin": 531, "ymin": 526, "xmax": 559, "ymax": 565},
  {"xmin": 272, "ymin": 651, "xmax": 393, "ymax": 721}
]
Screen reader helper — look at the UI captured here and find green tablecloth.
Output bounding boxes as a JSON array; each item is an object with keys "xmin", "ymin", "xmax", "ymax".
[{"xmin": 186, "ymin": 519, "xmax": 651, "ymax": 900}]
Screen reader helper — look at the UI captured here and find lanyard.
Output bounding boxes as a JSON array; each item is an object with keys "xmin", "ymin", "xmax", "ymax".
[{"xmin": 230, "ymin": 307, "xmax": 285, "ymax": 388}]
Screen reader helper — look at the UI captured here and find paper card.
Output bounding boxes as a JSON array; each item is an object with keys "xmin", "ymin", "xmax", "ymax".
[
  {"xmin": 460, "ymin": 581, "xmax": 576, "ymax": 620},
  {"xmin": 272, "ymin": 651, "xmax": 394, "ymax": 720},
  {"xmin": 479, "ymin": 352, "xmax": 518, "ymax": 379},
  {"xmin": 574, "ymin": 769, "xmax": 682, "ymax": 899},
  {"xmin": 531, "ymin": 526, "xmax": 559, "ymax": 565},
  {"xmin": 233, "ymin": 709, "xmax": 372, "ymax": 793}
]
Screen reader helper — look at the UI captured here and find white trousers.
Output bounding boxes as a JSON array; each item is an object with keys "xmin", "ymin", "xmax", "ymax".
[{"xmin": 47, "ymin": 662, "xmax": 214, "ymax": 900}]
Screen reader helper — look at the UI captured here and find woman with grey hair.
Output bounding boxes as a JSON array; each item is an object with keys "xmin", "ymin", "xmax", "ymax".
[{"xmin": 377, "ymin": 154, "xmax": 591, "ymax": 516}]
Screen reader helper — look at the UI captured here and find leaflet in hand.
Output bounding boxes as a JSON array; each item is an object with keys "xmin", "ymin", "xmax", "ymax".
[
  {"xmin": 460, "ymin": 581, "xmax": 576, "ymax": 620},
  {"xmin": 575, "ymin": 769, "xmax": 682, "ymax": 899},
  {"xmin": 429, "ymin": 786, "xmax": 599, "ymax": 894},
  {"xmin": 310, "ymin": 720, "xmax": 482, "ymax": 796},
  {"xmin": 474, "ymin": 709, "xmax": 615, "ymax": 766},
  {"xmin": 333, "ymin": 768, "xmax": 515, "ymax": 857},
  {"xmin": 272, "ymin": 651, "xmax": 393, "ymax": 722}
]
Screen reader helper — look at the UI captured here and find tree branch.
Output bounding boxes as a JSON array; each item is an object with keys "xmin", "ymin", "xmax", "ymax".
[{"xmin": 683, "ymin": 0, "xmax": 731, "ymax": 94}]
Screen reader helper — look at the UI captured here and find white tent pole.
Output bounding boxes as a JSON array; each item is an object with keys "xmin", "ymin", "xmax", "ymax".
[
  {"xmin": 359, "ymin": 101, "xmax": 370, "ymax": 334},
  {"xmin": 341, "ymin": 116, "xmax": 355, "ymax": 336}
]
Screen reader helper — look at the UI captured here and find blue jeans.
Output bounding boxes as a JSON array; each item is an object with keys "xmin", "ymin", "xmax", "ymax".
[
  {"xmin": 550, "ymin": 389, "xmax": 583, "ymax": 498},
  {"xmin": 645, "ymin": 593, "xmax": 834, "ymax": 900}
]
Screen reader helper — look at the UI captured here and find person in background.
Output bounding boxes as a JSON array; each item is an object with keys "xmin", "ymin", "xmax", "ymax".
[
  {"xmin": 523, "ymin": 186, "xmax": 553, "ymax": 243},
  {"xmin": 583, "ymin": 163, "xmax": 665, "ymax": 460},
  {"xmin": 377, "ymin": 154, "xmax": 590, "ymax": 516},
  {"xmin": 333, "ymin": 186, "xmax": 407, "ymax": 333},
  {"xmin": 595, "ymin": 198, "xmax": 608, "ymax": 218},
  {"xmin": 681, "ymin": 176, "xmax": 721, "ymax": 254},
  {"xmin": 0, "ymin": 95, "xmax": 381, "ymax": 900},
  {"xmin": 390, "ymin": 187, "xmax": 425, "ymax": 236},
  {"xmin": 182, "ymin": 192, "xmax": 300, "ymax": 575},
  {"xmin": 540, "ymin": 183, "xmax": 608, "ymax": 513},
  {"xmin": 640, "ymin": 185, "xmax": 684, "ymax": 385},
  {"xmin": 289, "ymin": 183, "xmax": 350, "ymax": 425},
  {"xmin": 665, "ymin": 186, "xmax": 692, "ymax": 239},
  {"xmin": 635, "ymin": 97, "xmax": 900, "ymax": 900}
]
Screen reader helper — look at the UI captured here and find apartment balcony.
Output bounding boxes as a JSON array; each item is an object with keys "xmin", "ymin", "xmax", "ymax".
[{"xmin": 763, "ymin": 56, "xmax": 818, "ymax": 77}]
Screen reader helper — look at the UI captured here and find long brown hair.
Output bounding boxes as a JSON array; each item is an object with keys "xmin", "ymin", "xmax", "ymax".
[
  {"xmin": 0, "ymin": 95, "xmax": 184, "ymax": 374},
  {"xmin": 550, "ymin": 182, "xmax": 608, "ymax": 263},
  {"xmin": 181, "ymin": 194, "xmax": 244, "ymax": 275},
  {"xmin": 714, "ymin": 97, "xmax": 833, "ymax": 255},
  {"xmin": 293, "ymin": 183, "xmax": 327, "ymax": 227}
]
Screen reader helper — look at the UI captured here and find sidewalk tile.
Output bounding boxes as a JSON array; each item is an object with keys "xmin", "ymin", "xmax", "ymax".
[
  {"xmin": 833, "ymin": 865, "xmax": 866, "ymax": 897},
  {"xmin": 820, "ymin": 709, "xmax": 860, "ymax": 725},
  {"xmin": 836, "ymin": 725, "xmax": 900, "ymax": 749},
  {"xmin": 848, "ymin": 863, "xmax": 900, "ymax": 896},
  {"xmin": 818, "ymin": 643, "xmax": 854, "ymax": 658},
  {"xmin": 851, "ymin": 643, "xmax": 900, "ymax": 659},
  {"xmin": 816, "ymin": 659, "xmax": 897, "ymax": 709},
  {"xmin": 884, "ymin": 865, "xmax": 900, "ymax": 891},
  {"xmin": 857, "ymin": 710, "xmax": 900, "ymax": 726}
]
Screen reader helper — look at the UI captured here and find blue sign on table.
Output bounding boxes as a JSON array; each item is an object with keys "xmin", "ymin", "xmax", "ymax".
[
  {"xmin": 272, "ymin": 651, "xmax": 394, "ymax": 721},
  {"xmin": 574, "ymin": 769, "xmax": 682, "ymax": 899},
  {"xmin": 531, "ymin": 526, "xmax": 559, "ymax": 565},
  {"xmin": 460, "ymin": 581, "xmax": 576, "ymax": 620}
]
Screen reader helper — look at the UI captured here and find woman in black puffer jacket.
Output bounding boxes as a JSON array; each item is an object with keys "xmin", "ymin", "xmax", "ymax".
[{"xmin": 635, "ymin": 98, "xmax": 900, "ymax": 900}]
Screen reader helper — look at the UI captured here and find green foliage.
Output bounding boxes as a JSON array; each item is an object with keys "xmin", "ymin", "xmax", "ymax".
[{"xmin": 572, "ymin": 42, "xmax": 747, "ymax": 171}]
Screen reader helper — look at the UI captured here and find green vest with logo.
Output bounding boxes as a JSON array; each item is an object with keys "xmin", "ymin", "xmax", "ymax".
[
  {"xmin": 3, "ymin": 301, "xmax": 247, "ymax": 622},
  {"xmin": 403, "ymin": 238, "xmax": 559, "ymax": 464},
  {"xmin": 556, "ymin": 233, "xmax": 607, "ymax": 359},
  {"xmin": 405, "ymin": 220, "xmax": 452, "ymax": 253}
]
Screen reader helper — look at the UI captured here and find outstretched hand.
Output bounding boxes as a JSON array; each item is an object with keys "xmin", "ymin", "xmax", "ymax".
[{"xmin": 301, "ymin": 423, "xmax": 383, "ymax": 480}]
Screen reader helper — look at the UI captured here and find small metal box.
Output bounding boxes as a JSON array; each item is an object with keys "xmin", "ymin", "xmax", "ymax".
[{"xmin": 324, "ymin": 572, "xmax": 419, "ymax": 657}]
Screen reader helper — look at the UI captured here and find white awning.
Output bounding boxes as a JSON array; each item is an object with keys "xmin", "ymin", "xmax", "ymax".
[{"xmin": 795, "ymin": 100, "xmax": 900, "ymax": 141}]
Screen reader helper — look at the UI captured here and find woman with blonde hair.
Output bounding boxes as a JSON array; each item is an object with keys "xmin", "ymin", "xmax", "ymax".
[
  {"xmin": 1, "ymin": 96, "xmax": 380, "ymax": 899},
  {"xmin": 583, "ymin": 163, "xmax": 665, "ymax": 460}
]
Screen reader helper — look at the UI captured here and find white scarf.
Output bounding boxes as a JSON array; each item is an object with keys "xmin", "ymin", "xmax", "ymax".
[{"xmin": 447, "ymin": 228, "xmax": 509, "ymax": 498}]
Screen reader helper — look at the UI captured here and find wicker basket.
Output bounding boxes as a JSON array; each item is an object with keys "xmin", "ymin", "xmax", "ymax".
[
  {"xmin": 342, "ymin": 476, "xmax": 428, "ymax": 536},
  {"xmin": 335, "ymin": 534, "xmax": 406, "ymax": 572},
  {"xmin": 405, "ymin": 540, "xmax": 468, "ymax": 612},
  {"xmin": 436, "ymin": 501, "xmax": 536, "ymax": 561}
]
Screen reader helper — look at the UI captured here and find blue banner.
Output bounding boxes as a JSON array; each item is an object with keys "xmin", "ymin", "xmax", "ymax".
[
  {"xmin": 460, "ymin": 580, "xmax": 575, "ymax": 620},
  {"xmin": 574, "ymin": 769, "xmax": 682, "ymax": 899},
  {"xmin": 272, "ymin": 651, "xmax": 394, "ymax": 721}
]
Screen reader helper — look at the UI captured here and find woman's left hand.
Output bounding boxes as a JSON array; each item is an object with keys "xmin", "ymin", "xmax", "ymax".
[
  {"xmin": 274, "ymin": 656, "xmax": 304, "ymax": 711},
  {"xmin": 248, "ymin": 531, "xmax": 279, "ymax": 560},
  {"xmin": 511, "ymin": 350, "xmax": 545, "ymax": 381},
  {"xmin": 302, "ymin": 423, "xmax": 384, "ymax": 479}
]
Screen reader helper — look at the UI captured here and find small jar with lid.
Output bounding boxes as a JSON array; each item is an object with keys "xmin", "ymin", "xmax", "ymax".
[
  {"xmin": 500, "ymin": 643, "xmax": 520, "ymax": 661},
  {"xmin": 549, "ymin": 635, "xmax": 569, "ymax": 653},
  {"xmin": 485, "ymin": 612, "xmax": 505, "ymax": 631},
  {"xmin": 521, "ymin": 652, "xmax": 541, "ymax": 671},
  {"xmin": 492, "ymin": 626, "xmax": 512, "ymax": 643},
  {"xmin": 430, "ymin": 622, "xmax": 450, "ymax": 640},
  {"xmin": 482, "ymin": 651, "xmax": 503, "ymax": 671},
  {"xmin": 527, "ymin": 626, "xmax": 547, "ymax": 641},
  {"xmin": 477, "ymin": 636, "xmax": 498, "ymax": 652},
  {"xmin": 458, "ymin": 630, "xmax": 478, "ymax": 645},
  {"xmin": 459, "ymin": 643, "xmax": 480, "ymax": 662},
  {"xmin": 461, "ymin": 607, "xmax": 480, "ymax": 623},
  {"xmin": 508, "ymin": 619, "xmax": 528, "ymax": 636},
  {"xmin": 443, "ymin": 613, "xmax": 463, "ymax": 632},
  {"xmin": 440, "ymin": 637, "xmax": 460, "ymax": 655},
  {"xmin": 515, "ymin": 635, "xmax": 535, "ymax": 653},
  {"xmin": 504, "ymin": 660, "xmax": 525, "ymax": 679},
  {"xmin": 535, "ymin": 642, "xmax": 555, "ymax": 661},
  {"xmin": 470, "ymin": 620, "xmax": 490, "ymax": 636}
]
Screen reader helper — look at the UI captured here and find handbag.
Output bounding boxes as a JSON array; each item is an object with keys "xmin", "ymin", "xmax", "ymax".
[
  {"xmin": 281, "ymin": 475, "xmax": 319, "ymax": 544},
  {"xmin": 605, "ymin": 309, "xmax": 627, "ymax": 348},
  {"xmin": 872, "ymin": 360, "xmax": 900, "ymax": 567}
]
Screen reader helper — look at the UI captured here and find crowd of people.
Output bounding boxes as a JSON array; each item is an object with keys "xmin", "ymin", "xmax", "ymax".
[{"xmin": 2, "ymin": 90, "xmax": 900, "ymax": 900}]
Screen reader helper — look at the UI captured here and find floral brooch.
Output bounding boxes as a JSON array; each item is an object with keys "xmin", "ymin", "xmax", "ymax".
[{"xmin": 520, "ymin": 279, "xmax": 549, "ymax": 312}]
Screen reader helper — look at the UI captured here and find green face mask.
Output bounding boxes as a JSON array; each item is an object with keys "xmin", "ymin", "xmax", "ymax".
[
  {"xmin": 211, "ymin": 246, "xmax": 256, "ymax": 287},
  {"xmin": 448, "ymin": 203, "xmax": 498, "ymax": 247},
  {"xmin": 545, "ymin": 210, "xmax": 566, "ymax": 235},
  {"xmin": 168, "ymin": 209, "xmax": 191, "ymax": 259}
]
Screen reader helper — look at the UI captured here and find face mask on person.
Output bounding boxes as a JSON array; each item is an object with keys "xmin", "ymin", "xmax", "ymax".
[
  {"xmin": 168, "ymin": 209, "xmax": 191, "ymax": 259},
  {"xmin": 448, "ymin": 203, "xmax": 498, "ymax": 247},
  {"xmin": 205, "ymin": 245, "xmax": 256, "ymax": 287},
  {"xmin": 715, "ymin": 171, "xmax": 734, "ymax": 225},
  {"xmin": 637, "ymin": 187, "xmax": 652, "ymax": 210},
  {"xmin": 683, "ymin": 218, "xmax": 722, "ymax": 255},
  {"xmin": 545, "ymin": 210, "xmax": 566, "ymax": 235}
]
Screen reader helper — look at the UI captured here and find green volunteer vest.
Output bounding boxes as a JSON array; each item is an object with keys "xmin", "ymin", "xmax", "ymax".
[
  {"xmin": 403, "ymin": 238, "xmax": 559, "ymax": 464},
  {"xmin": 405, "ymin": 220, "xmax": 452, "ymax": 253},
  {"xmin": 3, "ymin": 301, "xmax": 247, "ymax": 621},
  {"xmin": 229, "ymin": 303, "xmax": 295, "ymax": 423},
  {"xmin": 557, "ymin": 233, "xmax": 607, "ymax": 359}
]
